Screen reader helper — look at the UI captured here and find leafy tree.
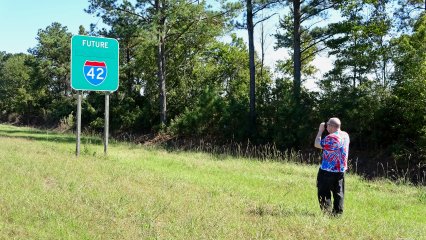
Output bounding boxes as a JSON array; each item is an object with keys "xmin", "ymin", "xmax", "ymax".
[
  {"xmin": 315, "ymin": 1, "xmax": 394, "ymax": 150},
  {"xmin": 28, "ymin": 22, "xmax": 74, "ymax": 125},
  {"xmin": 29, "ymin": 22, "xmax": 72, "ymax": 98},
  {"xmin": 86, "ymin": 1, "xmax": 148, "ymax": 132},
  {"xmin": 0, "ymin": 53, "xmax": 34, "ymax": 122},
  {"xmin": 270, "ymin": 0, "xmax": 340, "ymax": 147},
  {"xmin": 263, "ymin": 76, "xmax": 319, "ymax": 148},
  {"xmin": 178, "ymin": 35, "xmax": 251, "ymax": 139},
  {"xmin": 275, "ymin": 0, "xmax": 339, "ymax": 102},
  {"xmin": 234, "ymin": 0, "xmax": 281, "ymax": 137},
  {"xmin": 323, "ymin": 0, "xmax": 392, "ymax": 88},
  {"xmin": 395, "ymin": 0, "xmax": 426, "ymax": 30},
  {"xmin": 0, "ymin": 51, "xmax": 7, "ymax": 69},
  {"xmin": 384, "ymin": 14, "xmax": 426, "ymax": 147},
  {"xmin": 171, "ymin": 35, "xmax": 274, "ymax": 140},
  {"xmin": 87, "ymin": 0, "xmax": 230, "ymax": 128}
]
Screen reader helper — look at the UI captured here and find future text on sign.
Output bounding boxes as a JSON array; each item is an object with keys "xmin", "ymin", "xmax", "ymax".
[{"xmin": 82, "ymin": 39, "xmax": 109, "ymax": 48}]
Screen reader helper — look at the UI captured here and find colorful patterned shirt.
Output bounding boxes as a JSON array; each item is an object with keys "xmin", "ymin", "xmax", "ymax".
[{"xmin": 320, "ymin": 130, "xmax": 350, "ymax": 172}]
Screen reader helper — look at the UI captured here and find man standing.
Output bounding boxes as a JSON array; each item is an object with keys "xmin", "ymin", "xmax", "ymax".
[{"xmin": 314, "ymin": 117, "xmax": 350, "ymax": 215}]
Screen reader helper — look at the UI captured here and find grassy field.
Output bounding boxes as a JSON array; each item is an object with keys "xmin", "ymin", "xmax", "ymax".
[{"xmin": 0, "ymin": 124, "xmax": 424, "ymax": 239}]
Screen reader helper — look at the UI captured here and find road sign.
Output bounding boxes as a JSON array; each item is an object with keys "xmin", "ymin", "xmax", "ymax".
[{"xmin": 71, "ymin": 35, "xmax": 119, "ymax": 91}]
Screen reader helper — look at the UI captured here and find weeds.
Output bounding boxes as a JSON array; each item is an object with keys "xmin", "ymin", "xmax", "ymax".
[{"xmin": 163, "ymin": 138, "xmax": 426, "ymax": 185}]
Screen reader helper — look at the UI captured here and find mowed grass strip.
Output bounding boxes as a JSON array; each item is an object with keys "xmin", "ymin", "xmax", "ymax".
[{"xmin": 0, "ymin": 124, "xmax": 424, "ymax": 239}]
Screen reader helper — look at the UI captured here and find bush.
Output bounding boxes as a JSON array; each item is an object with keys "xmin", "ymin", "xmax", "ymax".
[{"xmin": 56, "ymin": 112, "xmax": 74, "ymax": 133}]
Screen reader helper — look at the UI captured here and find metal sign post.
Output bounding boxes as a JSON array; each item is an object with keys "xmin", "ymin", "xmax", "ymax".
[
  {"xmin": 76, "ymin": 91, "xmax": 82, "ymax": 157},
  {"xmin": 104, "ymin": 92, "xmax": 110, "ymax": 155}
]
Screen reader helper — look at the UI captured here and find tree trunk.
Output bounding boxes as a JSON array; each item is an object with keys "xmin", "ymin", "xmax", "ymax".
[
  {"xmin": 353, "ymin": 36, "xmax": 358, "ymax": 88},
  {"xmin": 126, "ymin": 45, "xmax": 132, "ymax": 94},
  {"xmin": 156, "ymin": 0, "xmax": 167, "ymax": 125},
  {"xmin": 353, "ymin": 65, "xmax": 357, "ymax": 88},
  {"xmin": 292, "ymin": 0, "xmax": 301, "ymax": 102},
  {"xmin": 247, "ymin": 0, "xmax": 256, "ymax": 137},
  {"xmin": 260, "ymin": 20, "xmax": 265, "ymax": 80}
]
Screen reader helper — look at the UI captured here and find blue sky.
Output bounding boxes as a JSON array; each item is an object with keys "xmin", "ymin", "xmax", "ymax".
[
  {"xmin": 0, "ymin": 1, "xmax": 290, "ymax": 67},
  {"xmin": 0, "ymin": 0, "xmax": 100, "ymax": 53},
  {"xmin": 0, "ymin": 0, "xmax": 330, "ymax": 89}
]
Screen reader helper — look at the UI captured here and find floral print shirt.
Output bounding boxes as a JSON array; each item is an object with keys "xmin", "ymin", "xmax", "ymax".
[{"xmin": 320, "ymin": 130, "xmax": 350, "ymax": 172}]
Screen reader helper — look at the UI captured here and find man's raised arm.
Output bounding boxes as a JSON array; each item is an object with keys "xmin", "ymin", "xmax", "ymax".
[{"xmin": 314, "ymin": 122, "xmax": 325, "ymax": 149}]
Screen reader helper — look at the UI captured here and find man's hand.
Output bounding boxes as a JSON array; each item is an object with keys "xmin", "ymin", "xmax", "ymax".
[
  {"xmin": 314, "ymin": 122, "xmax": 326, "ymax": 149},
  {"xmin": 318, "ymin": 122, "xmax": 325, "ymax": 133}
]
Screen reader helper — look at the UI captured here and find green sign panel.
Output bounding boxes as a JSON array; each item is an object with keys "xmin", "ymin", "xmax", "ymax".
[{"xmin": 71, "ymin": 35, "xmax": 119, "ymax": 91}]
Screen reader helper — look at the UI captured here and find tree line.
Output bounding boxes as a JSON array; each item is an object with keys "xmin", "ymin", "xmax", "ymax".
[{"xmin": 0, "ymin": 0, "xmax": 425, "ymax": 178}]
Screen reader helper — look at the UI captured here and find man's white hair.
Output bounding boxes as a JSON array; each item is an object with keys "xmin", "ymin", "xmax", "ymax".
[{"xmin": 328, "ymin": 117, "xmax": 341, "ymax": 128}]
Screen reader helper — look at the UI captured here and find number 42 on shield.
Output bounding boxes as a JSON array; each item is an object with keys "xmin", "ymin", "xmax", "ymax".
[{"xmin": 83, "ymin": 61, "xmax": 108, "ymax": 86}]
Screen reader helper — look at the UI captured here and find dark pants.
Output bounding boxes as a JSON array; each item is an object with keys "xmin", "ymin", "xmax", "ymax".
[{"xmin": 317, "ymin": 168, "xmax": 345, "ymax": 215}]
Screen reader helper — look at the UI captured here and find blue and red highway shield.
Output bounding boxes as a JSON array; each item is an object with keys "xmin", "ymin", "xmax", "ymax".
[{"xmin": 83, "ymin": 61, "xmax": 108, "ymax": 86}]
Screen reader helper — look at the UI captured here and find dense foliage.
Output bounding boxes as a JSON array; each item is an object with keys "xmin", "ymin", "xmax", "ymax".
[{"xmin": 0, "ymin": 0, "xmax": 425, "ymax": 177}]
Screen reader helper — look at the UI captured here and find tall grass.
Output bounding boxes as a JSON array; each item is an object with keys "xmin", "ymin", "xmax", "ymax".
[
  {"xmin": 0, "ymin": 124, "xmax": 425, "ymax": 239},
  {"xmin": 165, "ymin": 137, "xmax": 426, "ymax": 185}
]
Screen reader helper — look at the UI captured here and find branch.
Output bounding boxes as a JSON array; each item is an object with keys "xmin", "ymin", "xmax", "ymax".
[
  {"xmin": 148, "ymin": 0, "xmax": 155, "ymax": 7},
  {"xmin": 300, "ymin": 0, "xmax": 326, "ymax": 18},
  {"xmin": 165, "ymin": 15, "xmax": 212, "ymax": 55},
  {"xmin": 253, "ymin": 4, "xmax": 270, "ymax": 15},
  {"xmin": 254, "ymin": 13, "xmax": 278, "ymax": 27},
  {"xmin": 301, "ymin": 33, "xmax": 332, "ymax": 53},
  {"xmin": 165, "ymin": 7, "xmax": 232, "ymax": 49},
  {"xmin": 303, "ymin": 18, "xmax": 326, "ymax": 33},
  {"xmin": 235, "ymin": 21, "xmax": 247, "ymax": 30},
  {"xmin": 397, "ymin": 5, "xmax": 420, "ymax": 17},
  {"xmin": 114, "ymin": 7, "xmax": 149, "ymax": 22},
  {"xmin": 300, "ymin": 3, "xmax": 337, "ymax": 23},
  {"xmin": 190, "ymin": 6, "xmax": 236, "ymax": 29},
  {"xmin": 253, "ymin": 0, "xmax": 281, "ymax": 15},
  {"xmin": 301, "ymin": 45, "xmax": 327, "ymax": 63}
]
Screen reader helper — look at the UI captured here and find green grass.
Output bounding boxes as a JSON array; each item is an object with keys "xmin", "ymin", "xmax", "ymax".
[{"xmin": 0, "ymin": 124, "xmax": 425, "ymax": 239}]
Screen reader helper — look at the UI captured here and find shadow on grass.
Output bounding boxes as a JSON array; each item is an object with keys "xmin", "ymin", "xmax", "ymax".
[
  {"xmin": 247, "ymin": 204, "xmax": 316, "ymax": 218},
  {"xmin": 0, "ymin": 129, "xmax": 103, "ymax": 145}
]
